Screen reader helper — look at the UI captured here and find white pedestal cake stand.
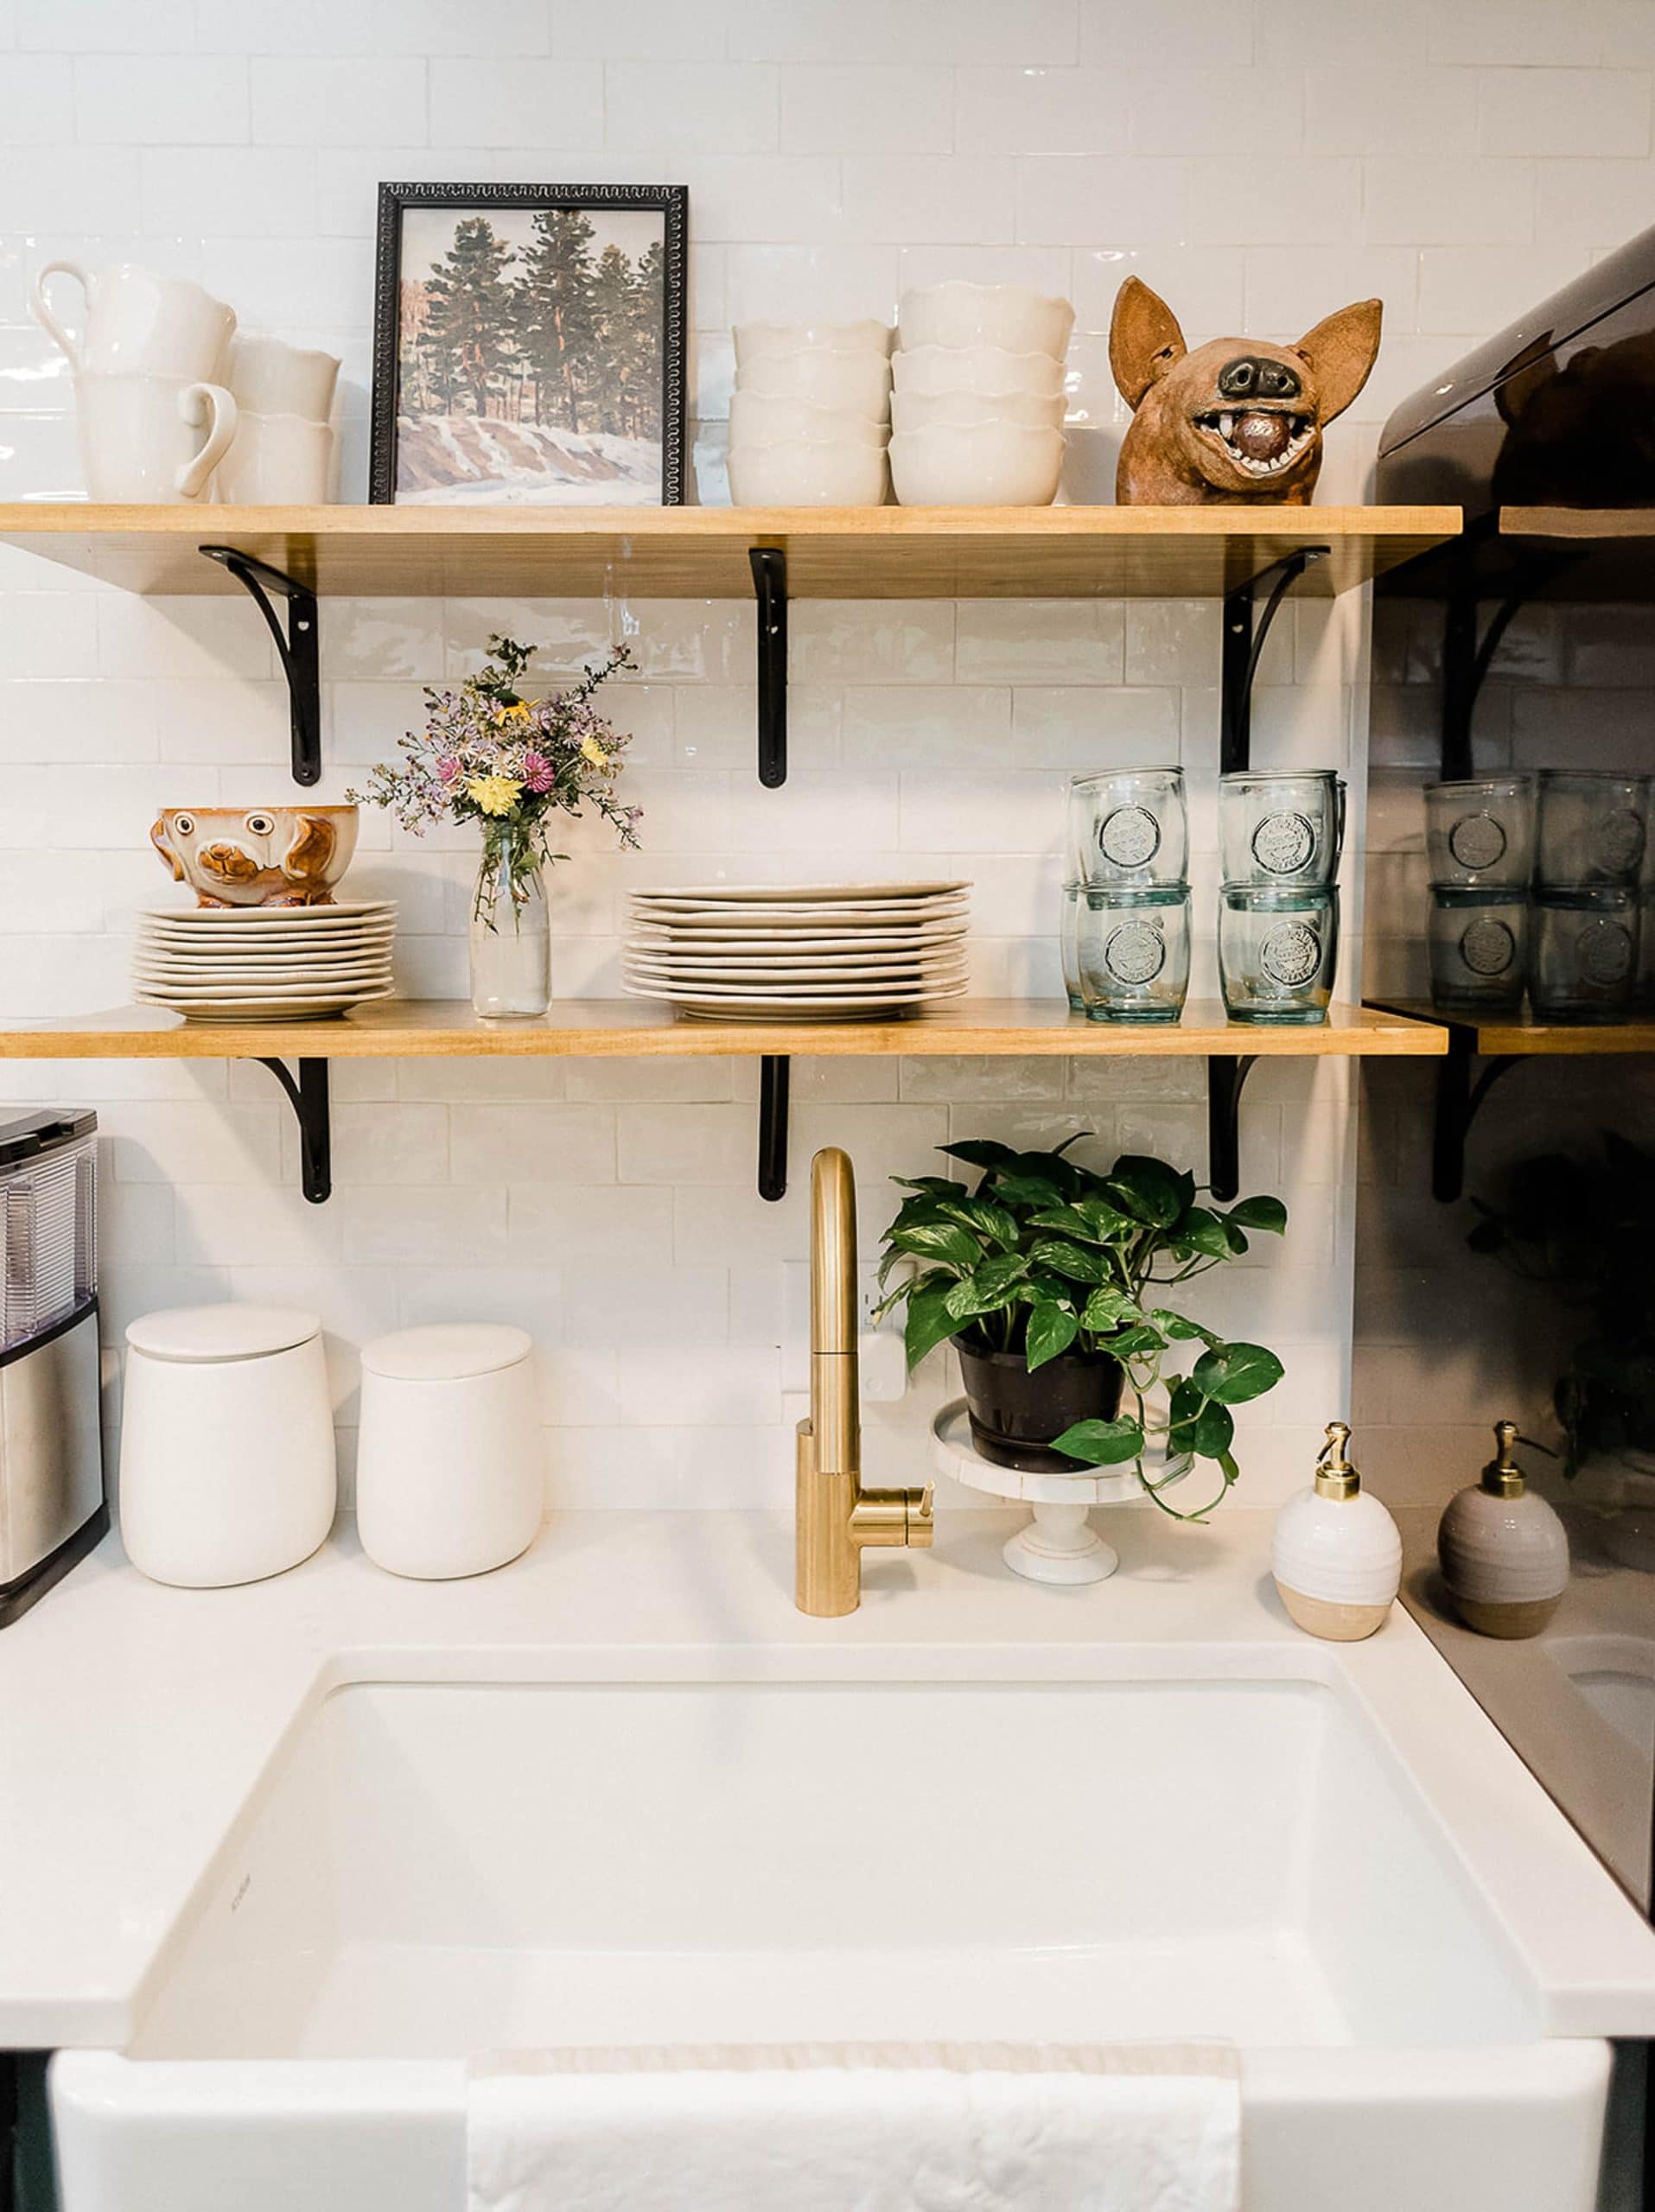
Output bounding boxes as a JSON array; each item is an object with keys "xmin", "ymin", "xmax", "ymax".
[{"xmin": 930, "ymin": 1398, "xmax": 1162, "ymax": 1586}]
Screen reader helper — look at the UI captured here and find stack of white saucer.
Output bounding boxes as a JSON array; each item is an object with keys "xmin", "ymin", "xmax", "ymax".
[
  {"xmin": 133, "ymin": 902, "xmax": 396, "ymax": 1022},
  {"xmin": 728, "ymin": 320, "xmax": 893, "ymax": 506},
  {"xmin": 623, "ymin": 881, "xmax": 971, "ymax": 1020}
]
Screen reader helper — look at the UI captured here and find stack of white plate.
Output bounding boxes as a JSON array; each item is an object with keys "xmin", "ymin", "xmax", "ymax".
[
  {"xmin": 623, "ymin": 881, "xmax": 971, "ymax": 1020},
  {"xmin": 133, "ymin": 902, "xmax": 397, "ymax": 1022}
]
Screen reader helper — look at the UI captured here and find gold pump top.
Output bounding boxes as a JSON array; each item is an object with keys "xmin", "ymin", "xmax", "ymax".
[
  {"xmin": 1480, "ymin": 1420, "xmax": 1526, "ymax": 1499},
  {"xmin": 1314, "ymin": 1421, "xmax": 1361, "ymax": 1501}
]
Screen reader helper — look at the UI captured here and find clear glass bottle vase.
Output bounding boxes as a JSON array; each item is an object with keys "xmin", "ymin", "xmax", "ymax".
[{"xmin": 470, "ymin": 823, "xmax": 550, "ymax": 1020}]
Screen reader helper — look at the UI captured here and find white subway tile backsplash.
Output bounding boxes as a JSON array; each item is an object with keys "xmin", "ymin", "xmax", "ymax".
[
  {"xmin": 781, "ymin": 65, "xmax": 953, "ymax": 155},
  {"xmin": 73, "ymin": 54, "xmax": 249, "ymax": 143},
  {"xmin": 430, "ymin": 59, "xmax": 605, "ymax": 148},
  {"xmin": 605, "ymin": 61, "xmax": 779, "ymax": 154},
  {"xmin": 250, "ymin": 54, "xmax": 428, "ymax": 144},
  {"xmin": 843, "ymin": 156, "xmax": 1019, "ymax": 245},
  {"xmin": 1480, "ymin": 67, "xmax": 1651, "ymax": 160}
]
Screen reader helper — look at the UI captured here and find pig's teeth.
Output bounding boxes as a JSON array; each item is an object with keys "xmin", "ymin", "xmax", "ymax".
[{"xmin": 1219, "ymin": 412, "xmax": 1235, "ymax": 438}]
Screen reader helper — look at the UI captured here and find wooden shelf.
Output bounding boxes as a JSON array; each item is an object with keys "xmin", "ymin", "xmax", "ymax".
[
  {"xmin": 1501, "ymin": 506, "xmax": 1655, "ymax": 543},
  {"xmin": 1366, "ymin": 999, "xmax": 1655, "ymax": 1057},
  {"xmin": 0, "ymin": 502, "xmax": 1461, "ymax": 601},
  {"xmin": 0, "ymin": 999, "xmax": 1447, "ymax": 1062}
]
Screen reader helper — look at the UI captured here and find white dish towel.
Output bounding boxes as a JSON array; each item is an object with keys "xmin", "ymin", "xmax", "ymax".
[{"xmin": 467, "ymin": 2041, "xmax": 1240, "ymax": 2212}]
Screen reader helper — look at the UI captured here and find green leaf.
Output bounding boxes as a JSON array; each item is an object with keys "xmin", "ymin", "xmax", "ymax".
[
  {"xmin": 1149, "ymin": 1307, "xmax": 1219, "ymax": 1345},
  {"xmin": 903, "ymin": 1279, "xmax": 962, "ymax": 1369},
  {"xmin": 1225, "ymin": 1195, "xmax": 1287, "ymax": 1235},
  {"xmin": 990, "ymin": 1173, "xmax": 1066, "ymax": 1211},
  {"xmin": 1049, "ymin": 1415, "xmax": 1145, "ymax": 1466},
  {"xmin": 1106, "ymin": 1324, "xmax": 1165, "ymax": 1359},
  {"xmin": 1028, "ymin": 1236, "xmax": 1111, "ymax": 1285},
  {"xmin": 891, "ymin": 1175, "xmax": 967, "ymax": 1199},
  {"xmin": 1190, "ymin": 1401, "xmax": 1235, "ymax": 1457},
  {"xmin": 1171, "ymin": 1206, "xmax": 1235, "ymax": 1261},
  {"xmin": 972, "ymin": 1250, "xmax": 1032, "ymax": 1300},
  {"xmin": 1104, "ymin": 1155, "xmax": 1189, "ymax": 1229},
  {"xmin": 936, "ymin": 1194, "xmax": 1021, "ymax": 1249},
  {"xmin": 944, "ymin": 1275, "xmax": 1016, "ymax": 1322},
  {"xmin": 1071, "ymin": 1193, "xmax": 1139, "ymax": 1242},
  {"xmin": 1024, "ymin": 1300, "xmax": 1080, "ymax": 1371},
  {"xmin": 939, "ymin": 1139, "xmax": 1018, "ymax": 1173},
  {"xmin": 890, "ymin": 1220, "xmax": 983, "ymax": 1273},
  {"xmin": 1079, "ymin": 1286, "xmax": 1141, "ymax": 1331},
  {"xmin": 1191, "ymin": 1341, "xmax": 1285, "ymax": 1406}
]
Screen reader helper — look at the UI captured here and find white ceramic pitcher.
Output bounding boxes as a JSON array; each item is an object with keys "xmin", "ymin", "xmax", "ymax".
[
  {"xmin": 31, "ymin": 261, "xmax": 234, "ymax": 381},
  {"xmin": 74, "ymin": 374, "xmax": 238, "ymax": 503},
  {"xmin": 226, "ymin": 334, "xmax": 340, "ymax": 422}
]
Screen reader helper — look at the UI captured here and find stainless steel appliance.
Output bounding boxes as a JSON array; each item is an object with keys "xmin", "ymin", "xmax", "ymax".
[{"xmin": 0, "ymin": 1109, "xmax": 106, "ymax": 1627}]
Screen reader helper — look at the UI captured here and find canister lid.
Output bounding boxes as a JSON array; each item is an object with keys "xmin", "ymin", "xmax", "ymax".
[
  {"xmin": 360, "ymin": 1324, "xmax": 532, "ymax": 1382},
  {"xmin": 125, "ymin": 1304, "xmax": 321, "ymax": 1363},
  {"xmin": 0, "ymin": 1109, "xmax": 96, "ymax": 1166}
]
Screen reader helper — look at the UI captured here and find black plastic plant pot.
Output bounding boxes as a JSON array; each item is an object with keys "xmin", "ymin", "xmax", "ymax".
[{"xmin": 954, "ymin": 1339, "xmax": 1124, "ymax": 1474}]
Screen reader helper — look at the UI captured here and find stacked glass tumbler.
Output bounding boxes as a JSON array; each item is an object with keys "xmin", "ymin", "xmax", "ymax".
[
  {"xmin": 1423, "ymin": 775, "xmax": 1534, "ymax": 1014},
  {"xmin": 1217, "ymin": 771, "xmax": 1344, "ymax": 1024},
  {"xmin": 1064, "ymin": 767, "xmax": 1190, "ymax": 1022},
  {"xmin": 1531, "ymin": 770, "xmax": 1647, "ymax": 1023}
]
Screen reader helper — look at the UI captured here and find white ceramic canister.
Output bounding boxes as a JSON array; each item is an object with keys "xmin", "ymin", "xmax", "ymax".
[
  {"xmin": 118, "ymin": 1305, "xmax": 335, "ymax": 1587},
  {"xmin": 31, "ymin": 261, "xmax": 235, "ymax": 380},
  {"xmin": 1271, "ymin": 1421, "xmax": 1402, "ymax": 1642},
  {"xmin": 1437, "ymin": 1420, "xmax": 1569, "ymax": 1639},
  {"xmin": 355, "ymin": 1325, "xmax": 541, "ymax": 1580}
]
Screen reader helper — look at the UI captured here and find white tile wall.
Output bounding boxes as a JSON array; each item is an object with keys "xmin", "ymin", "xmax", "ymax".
[{"xmin": 2, "ymin": 0, "xmax": 1650, "ymax": 1513}]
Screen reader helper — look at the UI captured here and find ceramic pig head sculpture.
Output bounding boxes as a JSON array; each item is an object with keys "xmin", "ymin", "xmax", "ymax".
[
  {"xmin": 1110, "ymin": 277, "xmax": 1382, "ymax": 505},
  {"xmin": 150, "ymin": 804, "xmax": 359, "ymax": 907}
]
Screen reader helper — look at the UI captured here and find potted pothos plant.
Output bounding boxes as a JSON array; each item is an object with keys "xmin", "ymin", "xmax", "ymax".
[
  {"xmin": 875, "ymin": 1137, "xmax": 1288, "ymax": 1519},
  {"xmin": 1469, "ymin": 1134, "xmax": 1655, "ymax": 1478}
]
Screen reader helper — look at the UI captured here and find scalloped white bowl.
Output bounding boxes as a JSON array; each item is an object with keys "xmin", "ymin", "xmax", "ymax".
[
  {"xmin": 899, "ymin": 281, "xmax": 1074, "ymax": 358},
  {"xmin": 889, "ymin": 423, "xmax": 1065, "ymax": 507},
  {"xmin": 728, "ymin": 440, "xmax": 889, "ymax": 507},
  {"xmin": 735, "ymin": 348, "xmax": 893, "ymax": 416},
  {"xmin": 729, "ymin": 391, "xmax": 888, "ymax": 450},
  {"xmin": 892, "ymin": 343, "xmax": 1066, "ymax": 403},
  {"xmin": 892, "ymin": 386, "xmax": 1064, "ymax": 434},
  {"xmin": 733, "ymin": 319, "xmax": 894, "ymax": 365}
]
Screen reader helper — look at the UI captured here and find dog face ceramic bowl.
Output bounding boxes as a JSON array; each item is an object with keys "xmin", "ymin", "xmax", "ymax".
[
  {"xmin": 728, "ymin": 440, "xmax": 889, "ymax": 507},
  {"xmin": 729, "ymin": 391, "xmax": 889, "ymax": 449},
  {"xmin": 891, "ymin": 386, "xmax": 1065, "ymax": 434},
  {"xmin": 150, "ymin": 804, "xmax": 359, "ymax": 908},
  {"xmin": 892, "ymin": 345, "xmax": 1067, "ymax": 403},
  {"xmin": 732, "ymin": 319, "xmax": 894, "ymax": 366},
  {"xmin": 889, "ymin": 423, "xmax": 1065, "ymax": 507},
  {"xmin": 898, "ymin": 282, "xmax": 1075, "ymax": 359},
  {"xmin": 735, "ymin": 349, "xmax": 894, "ymax": 416}
]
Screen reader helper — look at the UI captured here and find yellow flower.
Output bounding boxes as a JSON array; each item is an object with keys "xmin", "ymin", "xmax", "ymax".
[
  {"xmin": 467, "ymin": 774, "xmax": 523, "ymax": 817},
  {"xmin": 494, "ymin": 700, "xmax": 531, "ymax": 724},
  {"xmin": 580, "ymin": 735, "xmax": 610, "ymax": 768}
]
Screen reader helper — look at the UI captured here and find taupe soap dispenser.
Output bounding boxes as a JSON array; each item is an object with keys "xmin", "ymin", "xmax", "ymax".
[
  {"xmin": 1437, "ymin": 1421, "xmax": 1569, "ymax": 1640},
  {"xmin": 1270, "ymin": 1421, "xmax": 1402, "ymax": 1642}
]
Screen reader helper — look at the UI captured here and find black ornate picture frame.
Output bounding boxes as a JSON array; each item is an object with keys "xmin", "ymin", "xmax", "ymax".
[{"xmin": 370, "ymin": 181, "xmax": 687, "ymax": 506}]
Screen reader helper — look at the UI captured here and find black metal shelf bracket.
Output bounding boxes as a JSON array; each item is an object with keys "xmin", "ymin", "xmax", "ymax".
[
  {"xmin": 1219, "ymin": 546, "xmax": 1327, "ymax": 776},
  {"xmin": 749, "ymin": 546, "xmax": 788, "ymax": 788},
  {"xmin": 201, "ymin": 546, "xmax": 321, "ymax": 787},
  {"xmin": 1431, "ymin": 1033, "xmax": 1519, "ymax": 1203},
  {"xmin": 1206, "ymin": 1054, "xmax": 1259, "ymax": 1204},
  {"xmin": 257, "ymin": 1058, "xmax": 332, "ymax": 1204},
  {"xmin": 759, "ymin": 1053, "xmax": 790, "ymax": 1200}
]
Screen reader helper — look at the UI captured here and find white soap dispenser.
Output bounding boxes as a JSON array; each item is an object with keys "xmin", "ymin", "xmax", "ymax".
[{"xmin": 1271, "ymin": 1421, "xmax": 1402, "ymax": 1642}]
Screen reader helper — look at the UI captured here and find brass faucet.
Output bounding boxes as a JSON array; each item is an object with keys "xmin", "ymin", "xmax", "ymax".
[{"xmin": 795, "ymin": 1146, "xmax": 933, "ymax": 1616}]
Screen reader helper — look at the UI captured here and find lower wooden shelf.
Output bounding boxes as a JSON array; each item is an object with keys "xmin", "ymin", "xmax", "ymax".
[{"xmin": 0, "ymin": 998, "xmax": 1445, "ymax": 1061}]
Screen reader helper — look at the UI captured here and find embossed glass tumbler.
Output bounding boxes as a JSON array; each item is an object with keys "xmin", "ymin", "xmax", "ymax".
[
  {"xmin": 1425, "ymin": 775, "xmax": 1535, "ymax": 889},
  {"xmin": 1076, "ymin": 886, "xmax": 1191, "ymax": 1024},
  {"xmin": 1536, "ymin": 771, "xmax": 1650, "ymax": 890},
  {"xmin": 1219, "ymin": 885, "xmax": 1339, "ymax": 1025},
  {"xmin": 1531, "ymin": 887, "xmax": 1637, "ymax": 1023},
  {"xmin": 1428, "ymin": 885, "xmax": 1529, "ymax": 1014},
  {"xmin": 1219, "ymin": 769, "xmax": 1345, "ymax": 887},
  {"xmin": 1066, "ymin": 766, "xmax": 1187, "ymax": 886}
]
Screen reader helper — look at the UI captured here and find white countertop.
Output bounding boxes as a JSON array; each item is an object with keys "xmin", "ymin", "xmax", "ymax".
[{"xmin": 5, "ymin": 1508, "xmax": 1655, "ymax": 2050}]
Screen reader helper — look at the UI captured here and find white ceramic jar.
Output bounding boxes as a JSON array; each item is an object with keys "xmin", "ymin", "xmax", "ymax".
[
  {"xmin": 1271, "ymin": 1421, "xmax": 1402, "ymax": 1642},
  {"xmin": 118, "ymin": 1305, "xmax": 335, "ymax": 1587},
  {"xmin": 355, "ymin": 1325, "xmax": 541, "ymax": 1580}
]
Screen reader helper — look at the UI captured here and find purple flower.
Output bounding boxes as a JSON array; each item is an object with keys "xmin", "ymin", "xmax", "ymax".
[
  {"xmin": 436, "ymin": 754, "xmax": 461, "ymax": 785},
  {"xmin": 521, "ymin": 750, "xmax": 556, "ymax": 794}
]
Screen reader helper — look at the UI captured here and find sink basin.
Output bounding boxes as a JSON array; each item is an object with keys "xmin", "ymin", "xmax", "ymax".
[
  {"xmin": 51, "ymin": 1672, "xmax": 1619, "ymax": 2212},
  {"xmin": 1551, "ymin": 1631, "xmax": 1655, "ymax": 1763}
]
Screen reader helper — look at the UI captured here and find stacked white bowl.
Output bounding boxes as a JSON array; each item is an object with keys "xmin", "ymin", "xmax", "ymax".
[
  {"xmin": 729, "ymin": 319, "xmax": 894, "ymax": 506},
  {"xmin": 890, "ymin": 283, "xmax": 1073, "ymax": 506}
]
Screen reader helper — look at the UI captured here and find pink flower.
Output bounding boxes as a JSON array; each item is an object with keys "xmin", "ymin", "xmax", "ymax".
[
  {"xmin": 436, "ymin": 754, "xmax": 461, "ymax": 784},
  {"xmin": 521, "ymin": 750, "xmax": 556, "ymax": 793}
]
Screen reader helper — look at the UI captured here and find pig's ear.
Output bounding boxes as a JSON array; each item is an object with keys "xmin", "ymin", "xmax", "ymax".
[
  {"xmin": 1296, "ymin": 298, "xmax": 1382, "ymax": 424},
  {"xmin": 1110, "ymin": 277, "xmax": 1187, "ymax": 407}
]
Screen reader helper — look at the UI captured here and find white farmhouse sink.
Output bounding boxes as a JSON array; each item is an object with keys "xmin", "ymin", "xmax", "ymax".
[{"xmin": 52, "ymin": 1673, "xmax": 1617, "ymax": 2212}]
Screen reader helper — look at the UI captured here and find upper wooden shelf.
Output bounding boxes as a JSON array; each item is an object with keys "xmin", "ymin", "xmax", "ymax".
[
  {"xmin": 1501, "ymin": 507, "xmax": 1655, "ymax": 542},
  {"xmin": 1367, "ymin": 999, "xmax": 1655, "ymax": 1057},
  {"xmin": 0, "ymin": 999, "xmax": 1446, "ymax": 1061},
  {"xmin": 0, "ymin": 503, "xmax": 1461, "ymax": 601}
]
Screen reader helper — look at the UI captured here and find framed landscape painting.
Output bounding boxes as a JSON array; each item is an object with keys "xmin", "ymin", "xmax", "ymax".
[{"xmin": 370, "ymin": 182, "xmax": 687, "ymax": 506}]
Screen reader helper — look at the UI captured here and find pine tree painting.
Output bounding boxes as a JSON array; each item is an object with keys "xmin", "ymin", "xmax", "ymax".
[{"xmin": 391, "ymin": 200, "xmax": 673, "ymax": 505}]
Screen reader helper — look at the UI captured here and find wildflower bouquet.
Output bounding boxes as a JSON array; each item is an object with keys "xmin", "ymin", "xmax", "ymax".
[{"xmin": 347, "ymin": 633, "xmax": 641, "ymax": 929}]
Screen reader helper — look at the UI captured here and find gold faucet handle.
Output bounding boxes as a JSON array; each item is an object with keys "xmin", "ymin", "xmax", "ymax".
[{"xmin": 850, "ymin": 1483, "xmax": 935, "ymax": 1550}]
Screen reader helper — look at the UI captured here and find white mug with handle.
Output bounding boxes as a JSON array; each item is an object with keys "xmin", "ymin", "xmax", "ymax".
[
  {"xmin": 32, "ymin": 261, "xmax": 235, "ymax": 380},
  {"xmin": 74, "ymin": 374, "xmax": 239, "ymax": 502}
]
